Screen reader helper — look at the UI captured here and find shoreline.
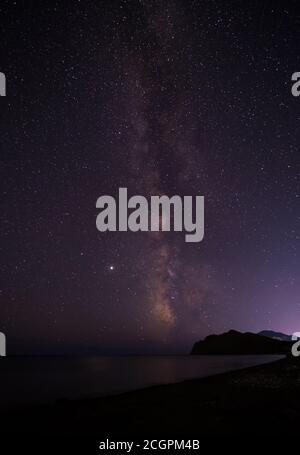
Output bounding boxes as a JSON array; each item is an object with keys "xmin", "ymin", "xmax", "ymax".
[
  {"xmin": 0, "ymin": 354, "xmax": 283, "ymax": 409},
  {"xmin": 3, "ymin": 355, "xmax": 299, "ymax": 436}
]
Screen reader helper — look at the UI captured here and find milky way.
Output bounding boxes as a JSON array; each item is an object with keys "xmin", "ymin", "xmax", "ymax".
[{"xmin": 1, "ymin": 1, "xmax": 299, "ymax": 354}]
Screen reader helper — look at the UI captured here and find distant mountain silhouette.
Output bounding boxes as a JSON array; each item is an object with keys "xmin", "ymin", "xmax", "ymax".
[
  {"xmin": 191, "ymin": 329, "xmax": 292, "ymax": 355},
  {"xmin": 258, "ymin": 330, "xmax": 292, "ymax": 342}
]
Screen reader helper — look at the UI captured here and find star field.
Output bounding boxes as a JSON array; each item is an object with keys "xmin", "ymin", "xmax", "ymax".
[{"xmin": 0, "ymin": 0, "xmax": 299, "ymax": 354}]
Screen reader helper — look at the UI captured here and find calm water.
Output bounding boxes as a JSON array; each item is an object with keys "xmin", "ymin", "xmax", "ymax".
[{"xmin": 0, "ymin": 355, "xmax": 283, "ymax": 407}]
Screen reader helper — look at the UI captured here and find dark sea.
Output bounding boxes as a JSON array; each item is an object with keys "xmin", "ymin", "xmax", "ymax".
[{"xmin": 0, "ymin": 355, "xmax": 283, "ymax": 407}]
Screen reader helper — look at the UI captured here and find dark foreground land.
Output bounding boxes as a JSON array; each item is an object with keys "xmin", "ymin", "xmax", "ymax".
[{"xmin": 2, "ymin": 355, "xmax": 300, "ymax": 439}]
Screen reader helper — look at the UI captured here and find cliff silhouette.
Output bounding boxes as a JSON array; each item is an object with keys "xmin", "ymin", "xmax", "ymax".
[{"xmin": 191, "ymin": 329, "xmax": 292, "ymax": 355}]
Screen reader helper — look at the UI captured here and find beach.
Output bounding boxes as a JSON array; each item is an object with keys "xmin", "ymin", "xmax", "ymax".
[{"xmin": 3, "ymin": 355, "xmax": 299, "ymax": 438}]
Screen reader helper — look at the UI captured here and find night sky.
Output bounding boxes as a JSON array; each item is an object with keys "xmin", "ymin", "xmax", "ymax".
[{"xmin": 1, "ymin": 1, "xmax": 299, "ymax": 355}]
